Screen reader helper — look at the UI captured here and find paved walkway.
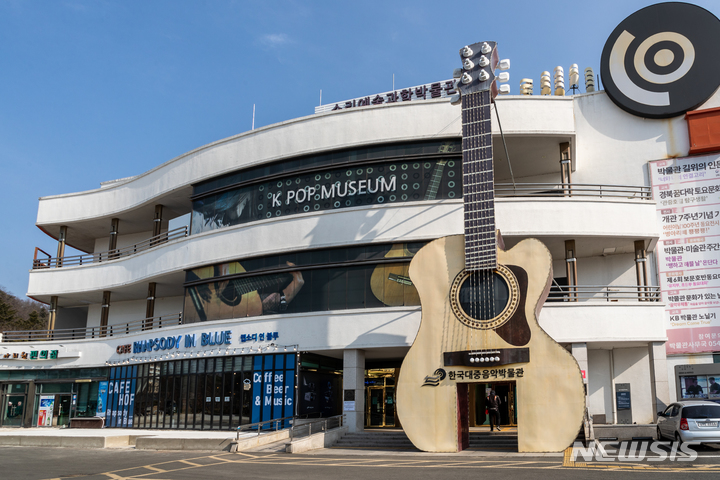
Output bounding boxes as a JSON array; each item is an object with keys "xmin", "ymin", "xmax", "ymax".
[
  {"xmin": 0, "ymin": 425, "xmax": 567, "ymax": 458},
  {"xmin": 0, "ymin": 427, "xmax": 236, "ymax": 438}
]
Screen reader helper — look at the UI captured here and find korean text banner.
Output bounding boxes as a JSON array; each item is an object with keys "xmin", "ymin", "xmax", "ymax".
[{"xmin": 650, "ymin": 154, "xmax": 720, "ymax": 354}]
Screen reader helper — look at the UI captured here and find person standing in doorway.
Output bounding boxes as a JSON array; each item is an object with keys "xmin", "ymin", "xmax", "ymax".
[{"xmin": 486, "ymin": 390, "xmax": 501, "ymax": 432}]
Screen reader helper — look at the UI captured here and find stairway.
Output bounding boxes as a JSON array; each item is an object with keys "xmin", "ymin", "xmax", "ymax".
[
  {"xmin": 331, "ymin": 430, "xmax": 419, "ymax": 451},
  {"xmin": 330, "ymin": 429, "xmax": 519, "ymax": 452},
  {"xmin": 468, "ymin": 431, "xmax": 519, "ymax": 451}
]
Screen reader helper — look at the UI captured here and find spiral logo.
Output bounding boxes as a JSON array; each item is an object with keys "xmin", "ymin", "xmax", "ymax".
[{"xmin": 601, "ymin": 3, "xmax": 720, "ymax": 119}]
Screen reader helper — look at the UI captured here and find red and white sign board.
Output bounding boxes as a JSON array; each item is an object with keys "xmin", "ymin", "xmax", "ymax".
[{"xmin": 650, "ymin": 154, "xmax": 720, "ymax": 354}]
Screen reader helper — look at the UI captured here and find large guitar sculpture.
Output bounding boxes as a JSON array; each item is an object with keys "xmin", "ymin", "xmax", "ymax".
[{"xmin": 396, "ymin": 41, "xmax": 584, "ymax": 453}]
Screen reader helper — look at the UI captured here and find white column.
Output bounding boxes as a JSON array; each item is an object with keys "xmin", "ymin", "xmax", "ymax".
[
  {"xmin": 648, "ymin": 341, "xmax": 670, "ymax": 421},
  {"xmin": 571, "ymin": 343, "xmax": 588, "ymax": 384},
  {"xmin": 343, "ymin": 349, "xmax": 365, "ymax": 433}
]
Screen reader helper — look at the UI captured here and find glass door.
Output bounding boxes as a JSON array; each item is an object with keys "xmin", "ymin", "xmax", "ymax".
[
  {"xmin": 3, "ymin": 384, "xmax": 28, "ymax": 427},
  {"xmin": 54, "ymin": 395, "xmax": 72, "ymax": 427},
  {"xmin": 367, "ymin": 388, "xmax": 384, "ymax": 427}
]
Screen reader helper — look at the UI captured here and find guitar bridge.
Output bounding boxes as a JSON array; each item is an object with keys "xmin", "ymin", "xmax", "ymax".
[{"xmin": 443, "ymin": 348, "xmax": 529, "ymax": 367}]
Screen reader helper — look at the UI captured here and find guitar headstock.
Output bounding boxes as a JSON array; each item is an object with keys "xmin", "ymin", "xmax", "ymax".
[{"xmin": 451, "ymin": 41, "xmax": 510, "ymax": 104}]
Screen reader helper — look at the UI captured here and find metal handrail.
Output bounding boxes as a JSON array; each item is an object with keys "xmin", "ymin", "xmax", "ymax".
[
  {"xmin": 32, "ymin": 226, "xmax": 188, "ymax": 269},
  {"xmin": 236, "ymin": 415, "xmax": 296, "ymax": 439},
  {"xmin": 495, "ymin": 183, "xmax": 652, "ymax": 200},
  {"xmin": 547, "ymin": 284, "xmax": 661, "ymax": 302},
  {"xmin": 235, "ymin": 413, "xmax": 345, "ymax": 441},
  {"xmin": 289, "ymin": 414, "xmax": 346, "ymax": 441},
  {"xmin": 0, "ymin": 313, "xmax": 182, "ymax": 342}
]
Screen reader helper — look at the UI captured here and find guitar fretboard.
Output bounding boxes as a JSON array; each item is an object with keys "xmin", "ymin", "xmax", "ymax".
[{"xmin": 461, "ymin": 90, "xmax": 496, "ymax": 271}]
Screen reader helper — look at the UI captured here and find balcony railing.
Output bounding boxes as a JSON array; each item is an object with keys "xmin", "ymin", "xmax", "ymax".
[
  {"xmin": 547, "ymin": 284, "xmax": 661, "ymax": 302},
  {"xmin": 0, "ymin": 313, "xmax": 182, "ymax": 342},
  {"xmin": 33, "ymin": 226, "xmax": 188, "ymax": 269},
  {"xmin": 495, "ymin": 183, "xmax": 652, "ymax": 200}
]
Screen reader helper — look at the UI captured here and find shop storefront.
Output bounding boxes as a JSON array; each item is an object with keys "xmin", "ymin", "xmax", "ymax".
[
  {"xmin": 104, "ymin": 352, "xmax": 298, "ymax": 430},
  {"xmin": 675, "ymin": 364, "xmax": 720, "ymax": 403},
  {"xmin": 0, "ymin": 368, "xmax": 107, "ymax": 428}
]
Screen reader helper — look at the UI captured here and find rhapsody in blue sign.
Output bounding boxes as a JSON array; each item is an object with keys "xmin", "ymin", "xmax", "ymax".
[{"xmin": 133, "ymin": 331, "xmax": 232, "ymax": 354}]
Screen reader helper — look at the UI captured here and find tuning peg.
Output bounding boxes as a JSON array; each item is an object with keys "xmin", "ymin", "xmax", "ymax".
[
  {"xmin": 463, "ymin": 58, "xmax": 475, "ymax": 70},
  {"xmin": 481, "ymin": 42, "xmax": 492, "ymax": 54},
  {"xmin": 520, "ymin": 78, "xmax": 533, "ymax": 95},
  {"xmin": 478, "ymin": 55, "xmax": 490, "ymax": 67},
  {"xmin": 479, "ymin": 70, "xmax": 490, "ymax": 81},
  {"xmin": 450, "ymin": 92, "xmax": 462, "ymax": 105},
  {"xmin": 498, "ymin": 84, "xmax": 511, "ymax": 95},
  {"xmin": 584, "ymin": 67, "xmax": 596, "ymax": 93},
  {"xmin": 540, "ymin": 71, "xmax": 552, "ymax": 95},
  {"xmin": 453, "ymin": 68, "xmax": 463, "ymax": 79},
  {"xmin": 461, "ymin": 72, "xmax": 473, "ymax": 84},
  {"xmin": 497, "ymin": 72, "xmax": 510, "ymax": 83},
  {"xmin": 461, "ymin": 45, "xmax": 473, "ymax": 58},
  {"xmin": 569, "ymin": 64, "xmax": 580, "ymax": 87},
  {"xmin": 497, "ymin": 59, "xmax": 510, "ymax": 71}
]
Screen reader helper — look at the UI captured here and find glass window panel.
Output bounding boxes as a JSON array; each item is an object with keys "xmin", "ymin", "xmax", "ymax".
[
  {"xmin": 243, "ymin": 356, "xmax": 253, "ymax": 372},
  {"xmin": 233, "ymin": 357, "xmax": 244, "ymax": 372},
  {"xmin": 188, "ymin": 375, "xmax": 197, "ymax": 429},
  {"xmin": 328, "ymin": 268, "xmax": 347, "ymax": 311},
  {"xmin": 310, "ymin": 269, "xmax": 330, "ymax": 312},
  {"xmin": 310, "ymin": 249, "xmax": 329, "ymax": 266},
  {"xmin": 182, "ymin": 292, "xmax": 200, "ymax": 324},
  {"xmin": 346, "ymin": 266, "xmax": 366, "ymax": 310},
  {"xmin": 287, "ymin": 269, "xmax": 311, "ymax": 314},
  {"xmin": 329, "ymin": 248, "xmax": 347, "ymax": 264},
  {"xmin": 39, "ymin": 383, "xmax": 73, "ymax": 394}
]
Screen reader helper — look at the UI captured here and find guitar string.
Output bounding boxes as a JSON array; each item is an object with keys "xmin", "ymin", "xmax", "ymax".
[{"xmin": 470, "ymin": 91, "xmax": 477, "ymax": 356}]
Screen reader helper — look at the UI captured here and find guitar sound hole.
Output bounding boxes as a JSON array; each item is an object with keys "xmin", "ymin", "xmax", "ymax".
[{"xmin": 458, "ymin": 271, "xmax": 510, "ymax": 321}]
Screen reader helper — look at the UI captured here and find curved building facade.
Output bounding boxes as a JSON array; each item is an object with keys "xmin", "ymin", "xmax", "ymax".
[{"xmin": 3, "ymin": 87, "xmax": 719, "ymax": 445}]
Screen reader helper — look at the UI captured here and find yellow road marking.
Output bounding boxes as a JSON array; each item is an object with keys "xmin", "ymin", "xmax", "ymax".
[{"xmin": 143, "ymin": 466, "xmax": 167, "ymax": 473}]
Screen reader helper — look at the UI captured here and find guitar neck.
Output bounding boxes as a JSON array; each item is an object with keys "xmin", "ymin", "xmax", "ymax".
[
  {"xmin": 232, "ymin": 272, "xmax": 294, "ymax": 297},
  {"xmin": 462, "ymin": 90, "xmax": 496, "ymax": 271},
  {"xmin": 424, "ymin": 161, "xmax": 447, "ymax": 200}
]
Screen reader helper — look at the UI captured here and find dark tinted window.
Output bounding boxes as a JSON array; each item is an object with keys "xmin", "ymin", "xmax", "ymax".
[
  {"xmin": 681, "ymin": 405, "xmax": 720, "ymax": 418},
  {"xmin": 190, "ymin": 156, "xmax": 462, "ymax": 235},
  {"xmin": 193, "ymin": 140, "xmax": 461, "ymax": 197}
]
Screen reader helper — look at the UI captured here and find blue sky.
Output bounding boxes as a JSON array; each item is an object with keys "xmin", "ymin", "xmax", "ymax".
[{"xmin": 1, "ymin": 0, "xmax": 718, "ymax": 299}]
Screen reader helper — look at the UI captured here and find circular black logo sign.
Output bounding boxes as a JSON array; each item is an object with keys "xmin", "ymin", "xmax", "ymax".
[{"xmin": 600, "ymin": 2, "xmax": 720, "ymax": 119}]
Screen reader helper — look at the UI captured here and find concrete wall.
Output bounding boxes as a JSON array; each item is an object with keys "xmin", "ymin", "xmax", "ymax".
[
  {"xmin": 29, "ymin": 198, "xmax": 658, "ymax": 300},
  {"xmin": 540, "ymin": 303, "xmax": 666, "ymax": 344},
  {"xmin": 613, "ymin": 347, "xmax": 653, "ymax": 425},
  {"xmin": 86, "ymin": 296, "xmax": 184, "ymax": 328},
  {"xmin": 588, "ymin": 349, "xmax": 613, "ymax": 422},
  {"xmin": 94, "ymin": 231, "xmax": 155, "ymax": 254},
  {"xmin": 587, "ymin": 346, "xmax": 655, "ymax": 425}
]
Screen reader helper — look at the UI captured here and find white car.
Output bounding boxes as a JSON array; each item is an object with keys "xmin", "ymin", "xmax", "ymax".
[{"xmin": 657, "ymin": 400, "xmax": 720, "ymax": 444}]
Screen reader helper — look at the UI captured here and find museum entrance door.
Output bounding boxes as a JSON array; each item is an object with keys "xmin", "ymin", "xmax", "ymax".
[{"xmin": 473, "ymin": 382, "xmax": 516, "ymax": 427}]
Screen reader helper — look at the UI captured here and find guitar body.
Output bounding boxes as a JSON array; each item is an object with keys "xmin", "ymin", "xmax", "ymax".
[
  {"xmin": 396, "ymin": 235, "xmax": 585, "ymax": 452},
  {"xmin": 370, "ymin": 244, "xmax": 420, "ymax": 306}
]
